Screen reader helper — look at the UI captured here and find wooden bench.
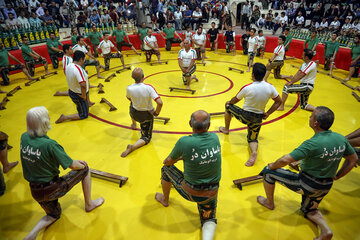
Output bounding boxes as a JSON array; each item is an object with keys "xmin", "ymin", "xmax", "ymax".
[
  {"xmin": 25, "ymin": 77, "xmax": 40, "ymax": 86},
  {"xmin": 0, "ymin": 97, "xmax": 9, "ymax": 110},
  {"xmin": 90, "ymin": 169, "xmax": 128, "ymax": 188},
  {"xmin": 116, "ymin": 66, "xmax": 131, "ymax": 74},
  {"xmin": 169, "ymin": 87, "xmax": 196, "ymax": 94},
  {"xmin": 126, "ymin": 53, "xmax": 141, "ymax": 57},
  {"xmin": 6, "ymin": 86, "xmax": 21, "ymax": 96},
  {"xmin": 97, "ymin": 83, "xmax": 105, "ymax": 94},
  {"xmin": 100, "ymin": 98, "xmax": 117, "ymax": 111},
  {"xmin": 150, "ymin": 61, "xmax": 168, "ymax": 66},
  {"xmin": 352, "ymin": 91, "xmax": 360, "ymax": 102},
  {"xmin": 154, "ymin": 116, "xmax": 170, "ymax": 124},
  {"xmin": 229, "ymin": 67, "xmax": 244, "ymax": 73},
  {"xmin": 41, "ymin": 71, "xmax": 57, "ymax": 79},
  {"xmin": 233, "ymin": 175, "xmax": 263, "ymax": 190},
  {"xmin": 105, "ymin": 73, "xmax": 116, "ymax": 82}
]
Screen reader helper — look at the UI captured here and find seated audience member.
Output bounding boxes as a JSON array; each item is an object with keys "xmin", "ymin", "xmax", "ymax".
[
  {"xmin": 329, "ymin": 16, "xmax": 341, "ymax": 31},
  {"xmin": 21, "ymin": 106, "xmax": 104, "ymax": 240},
  {"xmin": 295, "ymin": 11, "xmax": 304, "ymax": 27},
  {"xmin": 318, "ymin": 17, "xmax": 328, "ymax": 32}
]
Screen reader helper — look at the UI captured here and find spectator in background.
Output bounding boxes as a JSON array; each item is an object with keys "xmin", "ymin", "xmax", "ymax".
[
  {"xmin": 174, "ymin": 8, "xmax": 182, "ymax": 30},
  {"xmin": 308, "ymin": 19, "xmax": 319, "ymax": 31},
  {"xmin": 295, "ymin": 11, "xmax": 304, "ymax": 28},
  {"xmin": 5, "ymin": 13, "xmax": 19, "ymax": 29},
  {"xmin": 117, "ymin": 2, "xmax": 125, "ymax": 21},
  {"xmin": 150, "ymin": 0, "xmax": 158, "ymax": 16},
  {"xmin": 90, "ymin": 10, "xmax": 101, "ymax": 26},
  {"xmin": 251, "ymin": 5, "xmax": 261, "ymax": 26},
  {"xmin": 325, "ymin": 4, "xmax": 339, "ymax": 24},
  {"xmin": 202, "ymin": 3, "xmax": 210, "ymax": 23},
  {"xmin": 180, "ymin": 2, "xmax": 187, "ymax": 15},
  {"xmin": 192, "ymin": 6, "xmax": 202, "ymax": 30},
  {"xmin": 109, "ymin": 8, "xmax": 119, "ymax": 24},
  {"xmin": 76, "ymin": 12, "xmax": 87, "ymax": 35},
  {"xmin": 17, "ymin": 11, "xmax": 29, "ymax": 28},
  {"xmin": 98, "ymin": 1, "xmax": 108, "ymax": 15},
  {"xmin": 241, "ymin": 0, "xmax": 251, "ymax": 30},
  {"xmin": 36, "ymin": 3, "xmax": 46, "ymax": 19},
  {"xmin": 295, "ymin": 3, "xmax": 306, "ymax": 23},
  {"xmin": 166, "ymin": 8, "xmax": 175, "ymax": 24},
  {"xmin": 286, "ymin": 3, "xmax": 296, "ymax": 25},
  {"xmin": 3, "ymin": 3, "xmax": 17, "ymax": 19},
  {"xmin": 151, "ymin": 13, "xmax": 157, "ymax": 30},
  {"xmin": 87, "ymin": 3, "xmax": 97, "ymax": 17},
  {"xmin": 60, "ymin": 3, "xmax": 70, "ymax": 27},
  {"xmin": 28, "ymin": 0, "xmax": 40, "ymax": 13},
  {"xmin": 80, "ymin": 0, "xmax": 89, "ymax": 9},
  {"xmin": 329, "ymin": 16, "xmax": 341, "ymax": 31},
  {"xmin": 29, "ymin": 11, "xmax": 43, "ymax": 27},
  {"xmin": 189, "ymin": 0, "xmax": 197, "ymax": 11},
  {"xmin": 340, "ymin": 5, "xmax": 353, "ymax": 24},
  {"xmin": 158, "ymin": 0, "xmax": 164, "ymax": 14},
  {"xmin": 318, "ymin": 17, "xmax": 328, "ymax": 33},
  {"xmin": 265, "ymin": 12, "xmax": 273, "ymax": 30},
  {"xmin": 352, "ymin": 18, "xmax": 360, "ymax": 35},
  {"xmin": 15, "ymin": 2, "xmax": 29, "ymax": 18},
  {"xmin": 256, "ymin": 14, "xmax": 265, "ymax": 29},
  {"xmin": 341, "ymin": 18, "xmax": 353, "ymax": 36},
  {"xmin": 182, "ymin": 6, "xmax": 192, "ymax": 29},
  {"xmin": 273, "ymin": 12, "xmax": 286, "ymax": 35},
  {"xmin": 43, "ymin": 9, "xmax": 55, "ymax": 25},
  {"xmin": 101, "ymin": 9, "xmax": 112, "ymax": 24}
]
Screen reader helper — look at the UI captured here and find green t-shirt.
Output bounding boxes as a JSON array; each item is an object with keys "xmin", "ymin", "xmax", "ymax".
[
  {"xmin": 284, "ymin": 34, "xmax": 293, "ymax": 51},
  {"xmin": 138, "ymin": 27, "xmax": 148, "ymax": 41},
  {"xmin": 163, "ymin": 27, "xmax": 176, "ymax": 39},
  {"xmin": 169, "ymin": 132, "xmax": 222, "ymax": 185},
  {"xmin": 71, "ymin": 35, "xmax": 77, "ymax": 45},
  {"xmin": 351, "ymin": 44, "xmax": 360, "ymax": 61},
  {"xmin": 21, "ymin": 44, "xmax": 34, "ymax": 61},
  {"xmin": 20, "ymin": 132, "xmax": 73, "ymax": 183},
  {"xmin": 305, "ymin": 37, "xmax": 319, "ymax": 51},
  {"xmin": 0, "ymin": 48, "xmax": 9, "ymax": 67},
  {"xmin": 290, "ymin": 130, "xmax": 355, "ymax": 178},
  {"xmin": 47, "ymin": 38, "xmax": 62, "ymax": 55},
  {"xmin": 324, "ymin": 40, "xmax": 339, "ymax": 57},
  {"xmin": 112, "ymin": 29, "xmax": 127, "ymax": 43},
  {"xmin": 87, "ymin": 31, "xmax": 102, "ymax": 45}
]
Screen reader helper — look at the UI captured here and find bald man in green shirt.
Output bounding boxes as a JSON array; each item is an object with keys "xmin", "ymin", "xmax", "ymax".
[{"xmin": 257, "ymin": 106, "xmax": 358, "ymax": 240}]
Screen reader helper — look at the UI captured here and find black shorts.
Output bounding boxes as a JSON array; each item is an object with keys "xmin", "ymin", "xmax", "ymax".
[
  {"xmin": 0, "ymin": 64, "xmax": 23, "ymax": 72},
  {"xmin": 117, "ymin": 41, "xmax": 132, "ymax": 51},
  {"xmin": 129, "ymin": 105, "xmax": 154, "ymax": 144},
  {"xmin": 68, "ymin": 90, "xmax": 89, "ymax": 119},
  {"xmin": 226, "ymin": 104, "xmax": 263, "ymax": 142},
  {"xmin": 183, "ymin": 65, "xmax": 196, "ymax": 80}
]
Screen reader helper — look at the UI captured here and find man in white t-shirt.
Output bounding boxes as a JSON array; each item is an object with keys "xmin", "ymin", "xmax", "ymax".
[
  {"xmin": 174, "ymin": 8, "xmax": 182, "ymax": 30},
  {"xmin": 273, "ymin": 12, "xmax": 287, "ymax": 34},
  {"xmin": 329, "ymin": 16, "xmax": 340, "ymax": 31},
  {"xmin": 278, "ymin": 49, "xmax": 316, "ymax": 112},
  {"xmin": 219, "ymin": 63, "xmax": 282, "ymax": 167},
  {"xmin": 295, "ymin": 11, "xmax": 304, "ymax": 27},
  {"xmin": 178, "ymin": 40, "xmax": 198, "ymax": 90},
  {"xmin": 192, "ymin": 27, "xmax": 206, "ymax": 64},
  {"xmin": 121, "ymin": 68, "xmax": 163, "ymax": 157},
  {"xmin": 56, "ymin": 51, "xmax": 92, "ymax": 124},
  {"xmin": 143, "ymin": 29, "xmax": 161, "ymax": 63},
  {"xmin": 256, "ymin": 30, "xmax": 266, "ymax": 59},
  {"xmin": 72, "ymin": 36, "xmax": 105, "ymax": 79},
  {"xmin": 97, "ymin": 32, "xmax": 126, "ymax": 70},
  {"xmin": 191, "ymin": 7, "xmax": 202, "ymax": 30},
  {"xmin": 318, "ymin": 17, "xmax": 328, "ymax": 32},
  {"xmin": 54, "ymin": 44, "xmax": 74, "ymax": 97},
  {"xmin": 264, "ymin": 35, "xmax": 290, "ymax": 81},
  {"xmin": 341, "ymin": 17, "xmax": 352, "ymax": 36},
  {"xmin": 247, "ymin": 28, "xmax": 258, "ymax": 72}
]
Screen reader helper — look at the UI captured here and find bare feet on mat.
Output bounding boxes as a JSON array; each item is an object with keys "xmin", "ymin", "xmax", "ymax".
[
  {"xmin": 53, "ymin": 91, "xmax": 61, "ymax": 96},
  {"xmin": 246, "ymin": 69, "xmax": 250, "ymax": 72},
  {"xmin": 186, "ymin": 85, "xmax": 191, "ymax": 90},
  {"xmin": 257, "ymin": 196, "xmax": 274, "ymax": 210},
  {"xmin": 245, "ymin": 153, "xmax": 257, "ymax": 167},
  {"xmin": 97, "ymin": 75, "xmax": 105, "ymax": 79},
  {"xmin": 85, "ymin": 197, "xmax": 105, "ymax": 212},
  {"xmin": 121, "ymin": 144, "xmax": 133, "ymax": 158},
  {"xmin": 356, "ymin": 86, "xmax": 360, "ymax": 91},
  {"xmin": 3, "ymin": 161, "xmax": 18, "ymax": 173},
  {"xmin": 155, "ymin": 193, "xmax": 169, "ymax": 207},
  {"xmin": 219, "ymin": 126, "xmax": 229, "ymax": 135},
  {"xmin": 0, "ymin": 89, "xmax": 7, "ymax": 94},
  {"xmin": 55, "ymin": 114, "xmax": 65, "ymax": 124},
  {"xmin": 131, "ymin": 123, "xmax": 137, "ymax": 130}
]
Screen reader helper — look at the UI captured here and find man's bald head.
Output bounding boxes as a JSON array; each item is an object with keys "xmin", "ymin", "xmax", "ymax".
[
  {"xmin": 190, "ymin": 110, "xmax": 210, "ymax": 132},
  {"xmin": 132, "ymin": 67, "xmax": 144, "ymax": 83}
]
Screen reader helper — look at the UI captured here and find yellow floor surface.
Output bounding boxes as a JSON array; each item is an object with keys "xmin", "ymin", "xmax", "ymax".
[{"xmin": 0, "ymin": 48, "xmax": 360, "ymax": 240}]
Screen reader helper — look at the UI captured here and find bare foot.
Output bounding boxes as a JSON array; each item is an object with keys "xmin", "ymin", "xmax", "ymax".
[
  {"xmin": 314, "ymin": 231, "xmax": 333, "ymax": 240},
  {"xmin": 257, "ymin": 196, "xmax": 274, "ymax": 210},
  {"xmin": 3, "ymin": 161, "xmax": 18, "ymax": 173},
  {"xmin": 186, "ymin": 85, "xmax": 191, "ymax": 90},
  {"xmin": 121, "ymin": 144, "xmax": 133, "ymax": 158},
  {"xmin": 85, "ymin": 197, "xmax": 105, "ymax": 212},
  {"xmin": 245, "ymin": 152, "xmax": 257, "ymax": 167},
  {"xmin": 55, "ymin": 114, "xmax": 65, "ymax": 124},
  {"xmin": 54, "ymin": 91, "xmax": 61, "ymax": 96},
  {"xmin": 246, "ymin": 69, "xmax": 250, "ymax": 72},
  {"xmin": 0, "ymin": 89, "xmax": 7, "ymax": 94},
  {"xmin": 277, "ymin": 106, "xmax": 284, "ymax": 111},
  {"xmin": 343, "ymin": 78, "xmax": 350, "ymax": 82},
  {"xmin": 204, "ymin": 56, "xmax": 209, "ymax": 59},
  {"xmin": 219, "ymin": 126, "xmax": 229, "ymax": 135},
  {"xmin": 155, "ymin": 192, "xmax": 169, "ymax": 207},
  {"xmin": 131, "ymin": 123, "xmax": 137, "ymax": 130},
  {"xmin": 97, "ymin": 75, "xmax": 105, "ymax": 79}
]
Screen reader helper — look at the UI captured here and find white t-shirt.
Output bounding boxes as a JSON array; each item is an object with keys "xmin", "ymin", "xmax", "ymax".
[
  {"xmin": 72, "ymin": 44, "xmax": 88, "ymax": 54},
  {"xmin": 273, "ymin": 44, "xmax": 285, "ymax": 61},
  {"xmin": 192, "ymin": 33, "xmax": 206, "ymax": 48},
  {"xmin": 299, "ymin": 61, "xmax": 316, "ymax": 85},
  {"xmin": 257, "ymin": 36, "xmax": 265, "ymax": 47},
  {"xmin": 248, "ymin": 36, "xmax": 258, "ymax": 52},
  {"xmin": 62, "ymin": 55, "xmax": 73, "ymax": 73},
  {"xmin": 296, "ymin": 16, "xmax": 304, "ymax": 24},
  {"xmin": 352, "ymin": 23, "xmax": 360, "ymax": 31},
  {"xmin": 178, "ymin": 48, "xmax": 197, "ymax": 67},
  {"xmin": 97, "ymin": 40, "xmax": 115, "ymax": 55},
  {"xmin": 192, "ymin": 11, "xmax": 202, "ymax": 18},
  {"xmin": 126, "ymin": 83, "xmax": 160, "ymax": 111},
  {"xmin": 236, "ymin": 81, "xmax": 279, "ymax": 114},
  {"xmin": 65, "ymin": 63, "xmax": 89, "ymax": 94},
  {"xmin": 179, "ymin": 5, "xmax": 187, "ymax": 12},
  {"xmin": 319, "ymin": 21, "xmax": 328, "ymax": 28},
  {"xmin": 279, "ymin": 16, "xmax": 288, "ymax": 24},
  {"xmin": 143, "ymin": 35, "xmax": 157, "ymax": 50},
  {"xmin": 174, "ymin": 11, "xmax": 182, "ymax": 20},
  {"xmin": 330, "ymin": 20, "xmax": 340, "ymax": 29},
  {"xmin": 184, "ymin": 30, "xmax": 193, "ymax": 41},
  {"xmin": 342, "ymin": 23, "xmax": 352, "ymax": 31}
]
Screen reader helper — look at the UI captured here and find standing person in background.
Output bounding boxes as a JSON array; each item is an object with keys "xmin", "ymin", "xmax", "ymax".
[
  {"xmin": 241, "ymin": 1, "xmax": 250, "ymax": 30},
  {"xmin": 207, "ymin": 22, "xmax": 219, "ymax": 54},
  {"xmin": 247, "ymin": 28, "xmax": 258, "ymax": 72},
  {"xmin": 241, "ymin": 28, "xmax": 250, "ymax": 55}
]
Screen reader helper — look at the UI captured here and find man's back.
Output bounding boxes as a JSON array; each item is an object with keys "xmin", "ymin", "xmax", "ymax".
[
  {"xmin": 126, "ymin": 83, "xmax": 159, "ymax": 111},
  {"xmin": 291, "ymin": 131, "xmax": 354, "ymax": 178},
  {"xmin": 170, "ymin": 132, "xmax": 221, "ymax": 185},
  {"xmin": 236, "ymin": 81, "xmax": 279, "ymax": 114}
]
